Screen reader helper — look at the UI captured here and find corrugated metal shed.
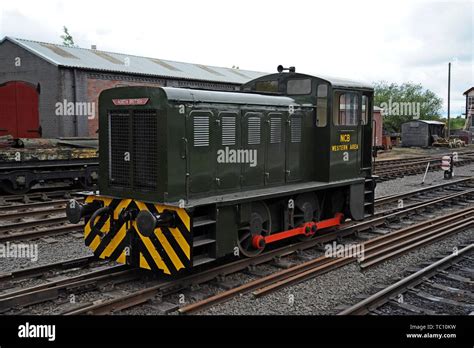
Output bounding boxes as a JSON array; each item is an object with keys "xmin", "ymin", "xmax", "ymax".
[
  {"xmin": 463, "ymin": 87, "xmax": 474, "ymax": 95},
  {"xmin": 1, "ymin": 37, "xmax": 266, "ymax": 84},
  {"xmin": 414, "ymin": 120, "xmax": 445, "ymax": 125},
  {"xmin": 2, "ymin": 37, "xmax": 374, "ymax": 89},
  {"xmin": 401, "ymin": 119, "xmax": 445, "ymax": 147}
]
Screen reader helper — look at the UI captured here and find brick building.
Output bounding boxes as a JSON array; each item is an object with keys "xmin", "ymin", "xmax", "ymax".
[
  {"xmin": 0, "ymin": 37, "xmax": 266, "ymax": 138},
  {"xmin": 464, "ymin": 87, "xmax": 474, "ymax": 124},
  {"xmin": 372, "ymin": 106, "xmax": 383, "ymax": 147}
]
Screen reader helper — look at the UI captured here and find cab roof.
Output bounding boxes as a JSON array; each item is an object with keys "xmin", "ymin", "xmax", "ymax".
[{"xmin": 244, "ymin": 72, "xmax": 373, "ymax": 90}]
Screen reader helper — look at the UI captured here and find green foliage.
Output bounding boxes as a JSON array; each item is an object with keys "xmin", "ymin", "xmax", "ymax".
[
  {"xmin": 60, "ymin": 26, "xmax": 75, "ymax": 47},
  {"xmin": 374, "ymin": 81, "xmax": 443, "ymax": 133},
  {"xmin": 447, "ymin": 116, "xmax": 466, "ymax": 130}
]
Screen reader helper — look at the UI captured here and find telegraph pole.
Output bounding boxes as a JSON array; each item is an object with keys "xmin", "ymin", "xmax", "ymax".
[{"xmin": 447, "ymin": 62, "xmax": 451, "ymax": 138}]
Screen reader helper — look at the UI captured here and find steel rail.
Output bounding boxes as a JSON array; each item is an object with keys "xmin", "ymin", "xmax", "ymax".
[
  {"xmin": 0, "ymin": 265, "xmax": 134, "ymax": 312},
  {"xmin": 374, "ymin": 177, "xmax": 473, "ymax": 206},
  {"xmin": 0, "ymin": 206, "xmax": 67, "ymax": 220},
  {"xmin": 338, "ymin": 244, "xmax": 473, "ymax": 315},
  {"xmin": 0, "ymin": 198, "xmax": 83, "ymax": 212},
  {"xmin": 0, "ymin": 255, "xmax": 96, "ymax": 282},
  {"xmin": 0, "ymin": 224, "xmax": 82, "ymax": 242},
  {"xmin": 0, "ymin": 216, "xmax": 70, "ymax": 233},
  {"xmin": 0, "ymin": 190, "xmax": 84, "ymax": 205}
]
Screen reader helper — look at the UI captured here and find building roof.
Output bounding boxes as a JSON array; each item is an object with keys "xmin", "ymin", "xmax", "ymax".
[
  {"xmin": 406, "ymin": 119, "xmax": 445, "ymax": 125},
  {"xmin": 0, "ymin": 36, "xmax": 267, "ymax": 85},
  {"xmin": 463, "ymin": 87, "xmax": 474, "ymax": 95},
  {"xmin": 1, "ymin": 36, "xmax": 373, "ymax": 89}
]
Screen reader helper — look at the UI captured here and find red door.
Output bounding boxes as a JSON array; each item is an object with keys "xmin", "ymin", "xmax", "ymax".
[{"xmin": 0, "ymin": 81, "xmax": 40, "ymax": 138}]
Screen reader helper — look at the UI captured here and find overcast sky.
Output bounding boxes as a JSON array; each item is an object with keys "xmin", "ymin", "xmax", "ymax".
[{"xmin": 1, "ymin": 0, "xmax": 472, "ymax": 116}]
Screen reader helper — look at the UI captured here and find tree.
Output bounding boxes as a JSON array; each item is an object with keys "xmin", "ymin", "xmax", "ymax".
[
  {"xmin": 61, "ymin": 26, "xmax": 76, "ymax": 47},
  {"xmin": 374, "ymin": 82, "xmax": 443, "ymax": 133},
  {"xmin": 447, "ymin": 116, "xmax": 466, "ymax": 130}
]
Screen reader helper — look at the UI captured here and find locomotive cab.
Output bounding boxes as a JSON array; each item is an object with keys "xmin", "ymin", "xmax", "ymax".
[{"xmin": 241, "ymin": 67, "xmax": 374, "ymax": 183}]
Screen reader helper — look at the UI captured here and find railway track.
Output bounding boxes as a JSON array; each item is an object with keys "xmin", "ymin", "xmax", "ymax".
[
  {"xmin": 0, "ymin": 262, "xmax": 137, "ymax": 314},
  {"xmin": 374, "ymin": 176, "xmax": 474, "ymax": 208},
  {"xmin": 3, "ymin": 177, "xmax": 473, "ymax": 315},
  {"xmin": 373, "ymin": 151, "xmax": 474, "ymax": 181},
  {"xmin": 177, "ymin": 208, "xmax": 474, "ymax": 314},
  {"xmin": 0, "ymin": 194, "xmax": 86, "ymax": 242},
  {"xmin": 0, "ymin": 255, "xmax": 95, "ymax": 282},
  {"xmin": 338, "ymin": 243, "xmax": 473, "ymax": 315},
  {"xmin": 44, "ymin": 187, "xmax": 474, "ymax": 315},
  {"xmin": 0, "ymin": 189, "xmax": 86, "ymax": 206}
]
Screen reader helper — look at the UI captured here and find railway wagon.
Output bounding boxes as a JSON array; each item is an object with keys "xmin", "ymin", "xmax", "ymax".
[
  {"xmin": 0, "ymin": 138, "xmax": 98, "ymax": 194},
  {"xmin": 67, "ymin": 67, "xmax": 376, "ymax": 275}
]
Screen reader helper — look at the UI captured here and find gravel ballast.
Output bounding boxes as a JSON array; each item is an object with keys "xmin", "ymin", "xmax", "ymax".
[
  {"xmin": 375, "ymin": 161, "xmax": 474, "ymax": 198},
  {"xmin": 200, "ymin": 228, "xmax": 473, "ymax": 315},
  {"xmin": 0, "ymin": 233, "xmax": 93, "ymax": 274}
]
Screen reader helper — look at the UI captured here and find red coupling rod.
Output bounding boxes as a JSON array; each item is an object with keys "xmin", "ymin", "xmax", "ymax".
[{"xmin": 251, "ymin": 213, "xmax": 344, "ymax": 249}]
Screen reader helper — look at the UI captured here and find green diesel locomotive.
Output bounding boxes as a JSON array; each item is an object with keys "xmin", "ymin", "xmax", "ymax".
[{"xmin": 67, "ymin": 66, "xmax": 376, "ymax": 275}]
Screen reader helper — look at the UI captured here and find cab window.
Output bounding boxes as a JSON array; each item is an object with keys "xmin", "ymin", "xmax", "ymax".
[
  {"xmin": 316, "ymin": 84, "xmax": 328, "ymax": 127},
  {"xmin": 361, "ymin": 95, "xmax": 368, "ymax": 125},
  {"xmin": 255, "ymin": 80, "xmax": 278, "ymax": 93},
  {"xmin": 287, "ymin": 79, "xmax": 311, "ymax": 95},
  {"xmin": 334, "ymin": 92, "xmax": 359, "ymax": 126}
]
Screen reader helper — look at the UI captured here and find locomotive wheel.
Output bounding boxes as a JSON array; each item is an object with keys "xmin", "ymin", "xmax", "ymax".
[
  {"xmin": 237, "ymin": 201, "xmax": 272, "ymax": 257},
  {"xmin": 294, "ymin": 193, "xmax": 320, "ymax": 242},
  {"xmin": 0, "ymin": 181, "xmax": 31, "ymax": 195},
  {"xmin": 79, "ymin": 176, "xmax": 94, "ymax": 190}
]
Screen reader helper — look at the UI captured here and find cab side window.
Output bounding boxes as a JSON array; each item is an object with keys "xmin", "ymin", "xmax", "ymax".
[
  {"xmin": 361, "ymin": 95, "xmax": 368, "ymax": 125},
  {"xmin": 316, "ymin": 84, "xmax": 328, "ymax": 127},
  {"xmin": 333, "ymin": 92, "xmax": 359, "ymax": 126},
  {"xmin": 287, "ymin": 79, "xmax": 312, "ymax": 95}
]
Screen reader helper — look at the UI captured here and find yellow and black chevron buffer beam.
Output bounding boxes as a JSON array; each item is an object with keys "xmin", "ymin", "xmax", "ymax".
[{"xmin": 66, "ymin": 196, "xmax": 191, "ymax": 275}]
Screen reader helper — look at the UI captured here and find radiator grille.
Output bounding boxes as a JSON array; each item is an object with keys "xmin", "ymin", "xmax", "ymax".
[
  {"xmin": 291, "ymin": 117, "xmax": 302, "ymax": 143},
  {"xmin": 108, "ymin": 109, "xmax": 158, "ymax": 191},
  {"xmin": 133, "ymin": 110, "xmax": 158, "ymax": 189},
  {"xmin": 109, "ymin": 110, "xmax": 131, "ymax": 187}
]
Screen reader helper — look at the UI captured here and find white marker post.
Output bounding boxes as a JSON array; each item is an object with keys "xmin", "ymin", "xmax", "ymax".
[{"xmin": 421, "ymin": 161, "xmax": 430, "ymax": 185}]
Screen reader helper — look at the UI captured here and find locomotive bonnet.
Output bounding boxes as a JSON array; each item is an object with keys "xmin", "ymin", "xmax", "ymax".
[{"xmin": 67, "ymin": 66, "xmax": 376, "ymax": 275}]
